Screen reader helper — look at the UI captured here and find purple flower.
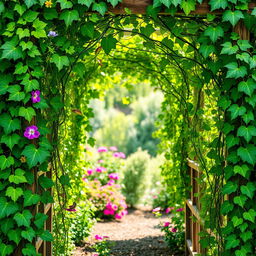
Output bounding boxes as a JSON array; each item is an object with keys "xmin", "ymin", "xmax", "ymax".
[
  {"xmin": 87, "ymin": 169, "xmax": 94, "ymax": 175},
  {"xmin": 48, "ymin": 31, "xmax": 58, "ymax": 37},
  {"xmin": 176, "ymin": 208, "xmax": 184, "ymax": 212},
  {"xmin": 31, "ymin": 90, "xmax": 41, "ymax": 103},
  {"xmin": 65, "ymin": 208, "xmax": 77, "ymax": 212},
  {"xmin": 97, "ymin": 147, "xmax": 108, "ymax": 153},
  {"xmin": 96, "ymin": 167, "xmax": 106, "ymax": 173},
  {"xmin": 171, "ymin": 228, "xmax": 177, "ymax": 233},
  {"xmin": 24, "ymin": 126, "xmax": 40, "ymax": 140},
  {"xmin": 110, "ymin": 146, "xmax": 118, "ymax": 151}
]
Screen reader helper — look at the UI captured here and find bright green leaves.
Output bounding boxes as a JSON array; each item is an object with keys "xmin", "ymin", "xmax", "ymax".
[
  {"xmin": 0, "ymin": 134, "xmax": 21, "ymax": 150},
  {"xmin": 107, "ymin": 0, "xmax": 122, "ymax": 7},
  {"xmin": 6, "ymin": 187, "xmax": 23, "ymax": 202},
  {"xmin": 0, "ymin": 75, "xmax": 12, "ymax": 96},
  {"xmin": 34, "ymin": 213, "xmax": 48, "ymax": 229},
  {"xmin": 50, "ymin": 54, "xmax": 70, "ymax": 71},
  {"xmin": 21, "ymin": 228, "xmax": 35, "ymax": 242},
  {"xmin": 226, "ymin": 135, "xmax": 239, "ymax": 149},
  {"xmin": 204, "ymin": 26, "xmax": 224, "ymax": 43},
  {"xmin": 234, "ymin": 195, "xmax": 247, "ymax": 207},
  {"xmin": 1, "ymin": 37, "xmax": 23, "ymax": 61},
  {"xmin": 0, "ymin": 114, "xmax": 21, "ymax": 134},
  {"xmin": 181, "ymin": 0, "xmax": 196, "ymax": 15},
  {"xmin": 14, "ymin": 210, "xmax": 33, "ymax": 227},
  {"xmin": 22, "ymin": 144, "xmax": 50, "ymax": 168},
  {"xmin": 21, "ymin": 76, "xmax": 39, "ymax": 92},
  {"xmin": 0, "ymin": 197, "xmax": 19, "ymax": 218},
  {"xmin": 237, "ymin": 145, "xmax": 256, "ymax": 165},
  {"xmin": 225, "ymin": 235, "xmax": 240, "ymax": 250},
  {"xmin": 8, "ymin": 229, "xmax": 22, "ymax": 245},
  {"xmin": 22, "ymin": 243, "xmax": 37, "ymax": 256},
  {"xmin": 24, "ymin": 0, "xmax": 38, "ymax": 8},
  {"xmin": 9, "ymin": 169, "xmax": 28, "ymax": 184},
  {"xmin": 23, "ymin": 190, "xmax": 40, "ymax": 207},
  {"xmin": 31, "ymin": 19, "xmax": 47, "ymax": 38},
  {"xmin": 233, "ymin": 165, "xmax": 250, "ymax": 178},
  {"xmin": 18, "ymin": 107, "xmax": 36, "ymax": 122},
  {"xmin": 221, "ymin": 200, "xmax": 234, "ymax": 215},
  {"xmin": 225, "ymin": 62, "xmax": 247, "ymax": 79},
  {"xmin": 199, "ymin": 44, "xmax": 215, "ymax": 58},
  {"xmin": 221, "ymin": 42, "xmax": 238, "ymax": 55},
  {"xmin": 60, "ymin": 10, "xmax": 79, "ymax": 27},
  {"xmin": 92, "ymin": 2, "xmax": 107, "ymax": 16},
  {"xmin": 232, "ymin": 216, "xmax": 243, "ymax": 227},
  {"xmin": 237, "ymin": 126, "xmax": 256, "ymax": 143},
  {"xmin": 57, "ymin": 0, "xmax": 73, "ymax": 9},
  {"xmin": 241, "ymin": 182, "xmax": 256, "ymax": 199},
  {"xmin": 0, "ymin": 244, "xmax": 14, "ymax": 256},
  {"xmin": 209, "ymin": 0, "xmax": 228, "ymax": 11},
  {"xmin": 228, "ymin": 104, "xmax": 246, "ymax": 120},
  {"xmin": 40, "ymin": 230, "xmax": 53, "ymax": 241},
  {"xmin": 16, "ymin": 28, "xmax": 30, "ymax": 40},
  {"xmin": 223, "ymin": 10, "xmax": 244, "ymax": 26},
  {"xmin": 222, "ymin": 181, "xmax": 238, "ymax": 195},
  {"xmin": 101, "ymin": 35, "xmax": 118, "ymax": 54},
  {"xmin": 159, "ymin": 0, "xmax": 172, "ymax": 8},
  {"xmin": 243, "ymin": 209, "xmax": 256, "ymax": 223},
  {"xmin": 237, "ymin": 40, "xmax": 252, "ymax": 51},
  {"xmin": 238, "ymin": 79, "xmax": 256, "ymax": 97},
  {"xmin": 8, "ymin": 85, "xmax": 26, "ymax": 101},
  {"xmin": 0, "ymin": 156, "xmax": 14, "ymax": 171},
  {"xmin": 240, "ymin": 231, "xmax": 252, "ymax": 243}
]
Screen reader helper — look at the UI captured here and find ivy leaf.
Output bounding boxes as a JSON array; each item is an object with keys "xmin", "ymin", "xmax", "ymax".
[
  {"xmin": 21, "ymin": 76, "xmax": 39, "ymax": 93},
  {"xmin": 92, "ymin": 2, "xmax": 107, "ymax": 16},
  {"xmin": 223, "ymin": 10, "xmax": 244, "ymax": 26},
  {"xmin": 57, "ymin": 0, "xmax": 73, "ymax": 9},
  {"xmin": 14, "ymin": 210, "xmax": 33, "ymax": 227},
  {"xmin": 7, "ymin": 229, "xmax": 22, "ymax": 245},
  {"xmin": 101, "ymin": 35, "xmax": 118, "ymax": 54},
  {"xmin": 242, "ymin": 111, "xmax": 254, "ymax": 125},
  {"xmin": 6, "ymin": 187, "xmax": 23, "ymax": 202},
  {"xmin": 160, "ymin": 0, "xmax": 172, "ymax": 8},
  {"xmin": 16, "ymin": 28, "xmax": 30, "ymax": 40},
  {"xmin": 0, "ymin": 133, "xmax": 21, "ymax": 150},
  {"xmin": 0, "ymin": 244, "xmax": 14, "ymax": 256},
  {"xmin": 221, "ymin": 200, "xmax": 234, "ymax": 215},
  {"xmin": 225, "ymin": 62, "xmax": 247, "ymax": 79},
  {"xmin": 181, "ymin": 0, "xmax": 196, "ymax": 15},
  {"xmin": 81, "ymin": 23, "xmax": 95, "ymax": 38},
  {"xmin": 50, "ymin": 54, "xmax": 70, "ymax": 71},
  {"xmin": 21, "ymin": 227, "xmax": 35, "ymax": 242},
  {"xmin": 0, "ymin": 155, "xmax": 14, "ymax": 170},
  {"xmin": 0, "ymin": 74, "xmax": 12, "ymax": 96},
  {"xmin": 233, "ymin": 165, "xmax": 250, "ymax": 178},
  {"xmin": 0, "ymin": 197, "xmax": 19, "ymax": 218},
  {"xmin": 8, "ymin": 85, "xmax": 26, "ymax": 101},
  {"xmin": 14, "ymin": 62, "xmax": 28, "ymax": 75},
  {"xmin": 221, "ymin": 42, "xmax": 238, "ymax": 55},
  {"xmin": 39, "ymin": 176, "xmax": 54, "ymax": 189},
  {"xmin": 240, "ymin": 231, "xmax": 252, "ymax": 243},
  {"xmin": 9, "ymin": 169, "xmax": 27, "ymax": 184},
  {"xmin": 1, "ymin": 37, "xmax": 23, "ymax": 60},
  {"xmin": 78, "ymin": 0, "xmax": 93, "ymax": 7},
  {"xmin": 107, "ymin": 0, "xmax": 122, "ymax": 7},
  {"xmin": 236, "ymin": 52, "xmax": 250, "ymax": 63},
  {"xmin": 225, "ymin": 235, "xmax": 240, "ymax": 249},
  {"xmin": 0, "ymin": 219, "xmax": 14, "ymax": 234},
  {"xmin": 24, "ymin": 0, "xmax": 38, "ymax": 8},
  {"xmin": 237, "ymin": 126, "xmax": 256, "ymax": 143},
  {"xmin": 226, "ymin": 135, "xmax": 239, "ymax": 148},
  {"xmin": 238, "ymin": 79, "xmax": 256, "ymax": 97},
  {"xmin": 222, "ymin": 181, "xmax": 238, "ymax": 195},
  {"xmin": 204, "ymin": 26, "xmax": 224, "ymax": 42},
  {"xmin": 249, "ymin": 55, "xmax": 256, "ymax": 69},
  {"xmin": 237, "ymin": 40, "xmax": 252, "ymax": 51},
  {"xmin": 209, "ymin": 0, "xmax": 228, "ymax": 11},
  {"xmin": 18, "ymin": 107, "xmax": 36, "ymax": 122},
  {"xmin": 233, "ymin": 195, "xmax": 247, "ymax": 207},
  {"xmin": 241, "ymin": 182, "xmax": 256, "ymax": 199},
  {"xmin": 39, "ymin": 230, "xmax": 53, "ymax": 241},
  {"xmin": 22, "ymin": 144, "xmax": 50, "ymax": 168},
  {"xmin": 237, "ymin": 145, "xmax": 256, "ymax": 165},
  {"xmin": 232, "ymin": 216, "xmax": 243, "ymax": 227},
  {"xmin": 22, "ymin": 243, "xmax": 37, "ymax": 256},
  {"xmin": 0, "ymin": 113, "xmax": 21, "ymax": 134},
  {"xmin": 243, "ymin": 209, "xmax": 256, "ymax": 223},
  {"xmin": 60, "ymin": 10, "xmax": 79, "ymax": 26},
  {"xmin": 34, "ymin": 213, "xmax": 48, "ymax": 229},
  {"xmin": 228, "ymin": 104, "xmax": 246, "ymax": 120},
  {"xmin": 199, "ymin": 44, "xmax": 215, "ymax": 58},
  {"xmin": 23, "ymin": 190, "xmax": 41, "ymax": 207}
]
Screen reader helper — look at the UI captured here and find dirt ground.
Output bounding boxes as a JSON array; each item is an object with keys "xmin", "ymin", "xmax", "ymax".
[{"xmin": 73, "ymin": 208, "xmax": 182, "ymax": 256}]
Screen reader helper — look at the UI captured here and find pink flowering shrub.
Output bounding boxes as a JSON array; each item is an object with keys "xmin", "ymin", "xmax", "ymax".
[{"xmin": 83, "ymin": 146, "xmax": 128, "ymax": 220}]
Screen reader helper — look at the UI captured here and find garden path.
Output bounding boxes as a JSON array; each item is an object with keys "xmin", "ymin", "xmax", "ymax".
[{"xmin": 74, "ymin": 207, "xmax": 180, "ymax": 256}]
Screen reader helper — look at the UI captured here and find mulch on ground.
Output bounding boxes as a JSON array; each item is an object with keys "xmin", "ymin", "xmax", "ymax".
[{"xmin": 74, "ymin": 207, "xmax": 183, "ymax": 256}]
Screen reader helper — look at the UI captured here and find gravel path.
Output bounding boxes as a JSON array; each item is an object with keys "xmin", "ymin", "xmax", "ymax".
[{"xmin": 74, "ymin": 208, "xmax": 182, "ymax": 256}]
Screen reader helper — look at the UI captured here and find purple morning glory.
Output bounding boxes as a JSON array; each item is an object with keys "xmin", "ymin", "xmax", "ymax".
[
  {"xmin": 24, "ymin": 126, "xmax": 40, "ymax": 140},
  {"xmin": 31, "ymin": 90, "xmax": 41, "ymax": 103},
  {"xmin": 48, "ymin": 31, "xmax": 58, "ymax": 37}
]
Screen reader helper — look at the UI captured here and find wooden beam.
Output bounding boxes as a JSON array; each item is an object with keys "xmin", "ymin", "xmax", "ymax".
[{"xmin": 109, "ymin": 0, "xmax": 256, "ymax": 15}]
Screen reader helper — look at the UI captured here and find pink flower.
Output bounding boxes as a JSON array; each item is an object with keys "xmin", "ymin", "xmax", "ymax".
[
  {"xmin": 115, "ymin": 214, "xmax": 122, "ymax": 220},
  {"xmin": 95, "ymin": 235, "xmax": 103, "ymax": 240},
  {"xmin": 153, "ymin": 195, "xmax": 158, "ymax": 199},
  {"xmin": 119, "ymin": 152, "xmax": 126, "ymax": 159},
  {"xmin": 24, "ymin": 125, "xmax": 40, "ymax": 140},
  {"xmin": 176, "ymin": 208, "xmax": 184, "ymax": 212},
  {"xmin": 121, "ymin": 210, "xmax": 128, "ymax": 216},
  {"xmin": 110, "ymin": 146, "xmax": 118, "ymax": 151},
  {"xmin": 108, "ymin": 173, "xmax": 119, "ymax": 180},
  {"xmin": 152, "ymin": 207, "xmax": 161, "ymax": 213},
  {"xmin": 97, "ymin": 147, "xmax": 108, "ymax": 153},
  {"xmin": 165, "ymin": 207, "xmax": 174, "ymax": 214},
  {"xmin": 171, "ymin": 228, "xmax": 177, "ymax": 233},
  {"xmin": 103, "ymin": 209, "xmax": 115, "ymax": 215},
  {"xmin": 98, "ymin": 159, "xmax": 104, "ymax": 163},
  {"xmin": 107, "ymin": 179, "xmax": 115, "ymax": 186},
  {"xmin": 96, "ymin": 167, "xmax": 106, "ymax": 173},
  {"xmin": 87, "ymin": 169, "xmax": 94, "ymax": 175},
  {"xmin": 93, "ymin": 254, "xmax": 99, "ymax": 256},
  {"xmin": 103, "ymin": 236, "xmax": 109, "ymax": 239},
  {"xmin": 164, "ymin": 222, "xmax": 170, "ymax": 227},
  {"xmin": 113, "ymin": 152, "xmax": 120, "ymax": 158},
  {"xmin": 31, "ymin": 90, "xmax": 41, "ymax": 103}
]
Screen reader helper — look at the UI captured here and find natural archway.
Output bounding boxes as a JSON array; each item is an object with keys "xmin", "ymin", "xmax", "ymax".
[{"xmin": 0, "ymin": 1, "xmax": 256, "ymax": 256}]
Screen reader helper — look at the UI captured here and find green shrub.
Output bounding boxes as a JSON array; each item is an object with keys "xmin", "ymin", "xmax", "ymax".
[{"xmin": 122, "ymin": 149, "xmax": 150, "ymax": 207}]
